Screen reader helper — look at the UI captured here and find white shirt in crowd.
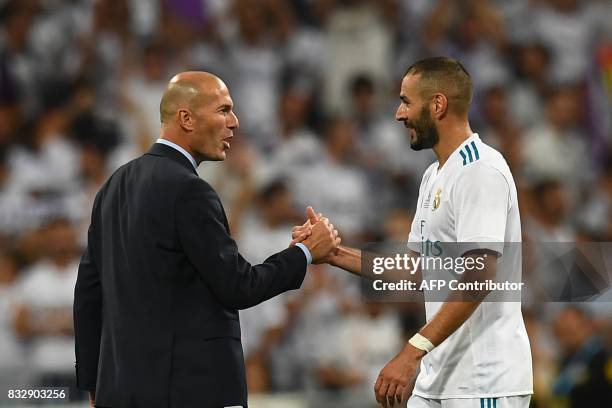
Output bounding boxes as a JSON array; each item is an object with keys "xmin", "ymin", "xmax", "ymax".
[
  {"xmin": 237, "ymin": 215, "xmax": 293, "ymax": 358},
  {"xmin": 15, "ymin": 259, "xmax": 79, "ymax": 375}
]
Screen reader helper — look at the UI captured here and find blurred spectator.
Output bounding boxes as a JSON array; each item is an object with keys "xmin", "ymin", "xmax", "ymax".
[
  {"xmin": 589, "ymin": 39, "xmax": 612, "ymax": 148},
  {"xmin": 349, "ymin": 73, "xmax": 430, "ymax": 215},
  {"xmin": 424, "ymin": 0, "xmax": 510, "ymax": 95},
  {"xmin": 129, "ymin": 0, "xmax": 161, "ymax": 40},
  {"xmin": 26, "ymin": 0, "xmax": 92, "ymax": 86},
  {"xmin": 121, "ymin": 41, "xmax": 172, "ymax": 147},
  {"xmin": 0, "ymin": 144, "xmax": 46, "ymax": 239},
  {"xmin": 381, "ymin": 208, "xmax": 413, "ymax": 243},
  {"xmin": 237, "ymin": 180, "xmax": 302, "ymax": 392},
  {"xmin": 522, "ymin": 309, "xmax": 557, "ymax": 408},
  {"xmin": 313, "ymin": 302, "xmax": 401, "ymax": 401},
  {"xmin": 64, "ymin": 110, "xmax": 121, "ymax": 244},
  {"xmin": 292, "ymin": 116, "xmax": 371, "ymax": 240},
  {"xmin": 524, "ymin": 180, "xmax": 574, "ymax": 243},
  {"xmin": 223, "ymin": 0, "xmax": 285, "ymax": 149},
  {"xmin": 551, "ymin": 306, "xmax": 612, "ymax": 407},
  {"xmin": 0, "ymin": 98, "xmax": 21, "ymax": 148},
  {"xmin": 577, "ymin": 153, "xmax": 612, "ymax": 241},
  {"xmin": 270, "ymin": 85, "xmax": 323, "ymax": 167},
  {"xmin": 7, "ymin": 107, "xmax": 79, "ymax": 195},
  {"xmin": 264, "ymin": 84, "xmax": 325, "ymax": 202},
  {"xmin": 508, "ymin": 43, "xmax": 552, "ymax": 130},
  {"xmin": 12, "ymin": 218, "xmax": 83, "ymax": 400},
  {"xmin": 0, "ymin": 1, "xmax": 38, "ymax": 115},
  {"xmin": 319, "ymin": 0, "xmax": 395, "ymax": 112},
  {"xmin": 392, "ymin": 0, "xmax": 435, "ymax": 80},
  {"xmin": 477, "ymin": 85, "xmax": 523, "ymax": 173},
  {"xmin": 87, "ymin": 0, "xmax": 132, "ymax": 102},
  {"xmin": 237, "ymin": 179, "xmax": 301, "ymax": 247},
  {"xmin": 0, "ymin": 251, "xmax": 27, "ymax": 394},
  {"xmin": 0, "ymin": 145, "xmax": 20, "ymax": 236},
  {"xmin": 522, "ymin": 86, "xmax": 594, "ymax": 197},
  {"xmin": 0, "ymin": 107, "xmax": 81, "ymax": 237},
  {"xmin": 268, "ymin": 263, "xmax": 356, "ymax": 393},
  {"xmin": 529, "ymin": 0, "xmax": 611, "ymax": 84},
  {"xmin": 522, "ymin": 180, "xmax": 575, "ymax": 309},
  {"xmin": 198, "ymin": 135, "xmax": 259, "ymax": 233},
  {"xmin": 275, "ymin": 1, "xmax": 325, "ymax": 94}
]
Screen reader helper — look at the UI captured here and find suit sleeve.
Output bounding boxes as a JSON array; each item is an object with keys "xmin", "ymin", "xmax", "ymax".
[
  {"xmin": 73, "ymin": 196, "xmax": 103, "ymax": 392},
  {"xmin": 175, "ymin": 178, "xmax": 307, "ymax": 310}
]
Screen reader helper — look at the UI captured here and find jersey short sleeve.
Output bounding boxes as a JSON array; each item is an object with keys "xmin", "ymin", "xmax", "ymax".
[{"xmin": 452, "ymin": 163, "xmax": 510, "ymax": 254}]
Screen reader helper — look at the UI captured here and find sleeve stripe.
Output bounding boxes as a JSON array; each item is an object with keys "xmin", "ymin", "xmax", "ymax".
[
  {"xmin": 459, "ymin": 150, "xmax": 467, "ymax": 165},
  {"xmin": 465, "ymin": 144, "xmax": 474, "ymax": 162},
  {"xmin": 471, "ymin": 141, "xmax": 480, "ymax": 160},
  {"xmin": 459, "ymin": 142, "xmax": 481, "ymax": 166}
]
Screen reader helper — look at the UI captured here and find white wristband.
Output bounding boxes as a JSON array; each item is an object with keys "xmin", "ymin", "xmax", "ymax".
[{"xmin": 408, "ymin": 333, "xmax": 435, "ymax": 353}]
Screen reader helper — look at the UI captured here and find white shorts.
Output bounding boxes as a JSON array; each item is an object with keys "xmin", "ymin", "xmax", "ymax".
[{"xmin": 406, "ymin": 395, "xmax": 531, "ymax": 408}]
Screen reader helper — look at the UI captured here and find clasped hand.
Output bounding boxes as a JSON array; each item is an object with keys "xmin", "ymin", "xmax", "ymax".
[{"xmin": 292, "ymin": 206, "xmax": 341, "ymax": 264}]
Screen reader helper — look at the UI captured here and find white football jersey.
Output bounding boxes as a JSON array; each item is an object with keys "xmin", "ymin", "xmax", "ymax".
[{"xmin": 407, "ymin": 134, "xmax": 533, "ymax": 399}]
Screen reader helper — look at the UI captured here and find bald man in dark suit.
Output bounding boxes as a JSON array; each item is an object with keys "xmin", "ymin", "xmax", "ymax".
[{"xmin": 74, "ymin": 72, "xmax": 339, "ymax": 408}]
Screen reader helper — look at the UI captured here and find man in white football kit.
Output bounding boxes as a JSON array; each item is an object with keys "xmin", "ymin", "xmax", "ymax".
[
  {"xmin": 292, "ymin": 57, "xmax": 533, "ymax": 407},
  {"xmin": 405, "ymin": 132, "xmax": 532, "ymax": 408}
]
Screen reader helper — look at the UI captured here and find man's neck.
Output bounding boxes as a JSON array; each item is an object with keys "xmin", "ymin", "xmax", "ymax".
[
  {"xmin": 158, "ymin": 133, "xmax": 201, "ymax": 166},
  {"xmin": 432, "ymin": 122, "xmax": 473, "ymax": 168}
]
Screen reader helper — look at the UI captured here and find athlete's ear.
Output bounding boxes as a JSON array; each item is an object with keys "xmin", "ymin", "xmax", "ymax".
[{"xmin": 432, "ymin": 93, "xmax": 448, "ymax": 119}]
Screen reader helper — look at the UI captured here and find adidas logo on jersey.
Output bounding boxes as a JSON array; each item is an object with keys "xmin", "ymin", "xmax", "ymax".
[{"xmin": 459, "ymin": 141, "xmax": 480, "ymax": 165}]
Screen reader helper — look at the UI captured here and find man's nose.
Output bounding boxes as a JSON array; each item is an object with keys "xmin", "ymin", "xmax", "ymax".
[
  {"xmin": 395, "ymin": 106, "xmax": 405, "ymax": 121},
  {"xmin": 228, "ymin": 112, "xmax": 239, "ymax": 129}
]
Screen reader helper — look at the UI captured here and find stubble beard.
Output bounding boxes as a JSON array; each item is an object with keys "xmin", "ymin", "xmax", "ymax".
[{"xmin": 408, "ymin": 105, "xmax": 439, "ymax": 151}]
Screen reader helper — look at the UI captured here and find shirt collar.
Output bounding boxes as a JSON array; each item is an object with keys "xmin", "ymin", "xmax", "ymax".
[{"xmin": 156, "ymin": 138, "xmax": 198, "ymax": 170}]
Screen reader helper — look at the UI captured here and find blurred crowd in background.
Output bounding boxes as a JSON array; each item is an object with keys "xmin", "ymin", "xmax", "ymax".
[{"xmin": 0, "ymin": 0, "xmax": 611, "ymax": 406}]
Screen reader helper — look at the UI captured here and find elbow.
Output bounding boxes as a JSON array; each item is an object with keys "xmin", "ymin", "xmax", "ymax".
[{"xmin": 214, "ymin": 290, "xmax": 258, "ymax": 311}]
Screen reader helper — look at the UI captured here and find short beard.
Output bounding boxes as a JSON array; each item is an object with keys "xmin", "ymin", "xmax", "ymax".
[{"xmin": 409, "ymin": 105, "xmax": 439, "ymax": 151}]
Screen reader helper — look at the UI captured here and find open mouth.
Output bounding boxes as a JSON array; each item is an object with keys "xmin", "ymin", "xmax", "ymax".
[{"xmin": 222, "ymin": 138, "xmax": 232, "ymax": 149}]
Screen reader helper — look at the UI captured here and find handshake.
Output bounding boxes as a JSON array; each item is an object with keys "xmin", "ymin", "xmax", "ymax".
[{"xmin": 290, "ymin": 206, "xmax": 341, "ymax": 264}]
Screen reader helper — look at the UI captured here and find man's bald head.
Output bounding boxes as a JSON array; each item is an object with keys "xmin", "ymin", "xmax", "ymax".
[
  {"xmin": 158, "ymin": 71, "xmax": 238, "ymax": 163},
  {"xmin": 159, "ymin": 71, "xmax": 225, "ymax": 124}
]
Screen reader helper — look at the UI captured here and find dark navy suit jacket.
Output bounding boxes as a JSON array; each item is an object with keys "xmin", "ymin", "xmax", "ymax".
[{"xmin": 74, "ymin": 143, "xmax": 307, "ymax": 407}]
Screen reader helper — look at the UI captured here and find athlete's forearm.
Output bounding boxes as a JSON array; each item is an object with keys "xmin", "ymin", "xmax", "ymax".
[
  {"xmin": 419, "ymin": 300, "xmax": 481, "ymax": 347},
  {"xmin": 329, "ymin": 245, "xmax": 362, "ymax": 275},
  {"xmin": 330, "ymin": 247, "xmax": 423, "ymax": 287},
  {"xmin": 416, "ymin": 251, "xmax": 496, "ymax": 347}
]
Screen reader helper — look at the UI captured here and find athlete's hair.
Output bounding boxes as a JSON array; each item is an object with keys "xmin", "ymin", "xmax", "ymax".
[{"xmin": 405, "ymin": 57, "xmax": 473, "ymax": 116}]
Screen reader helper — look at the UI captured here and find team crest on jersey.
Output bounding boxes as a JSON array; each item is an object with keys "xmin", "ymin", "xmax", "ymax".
[{"xmin": 433, "ymin": 188, "xmax": 442, "ymax": 211}]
